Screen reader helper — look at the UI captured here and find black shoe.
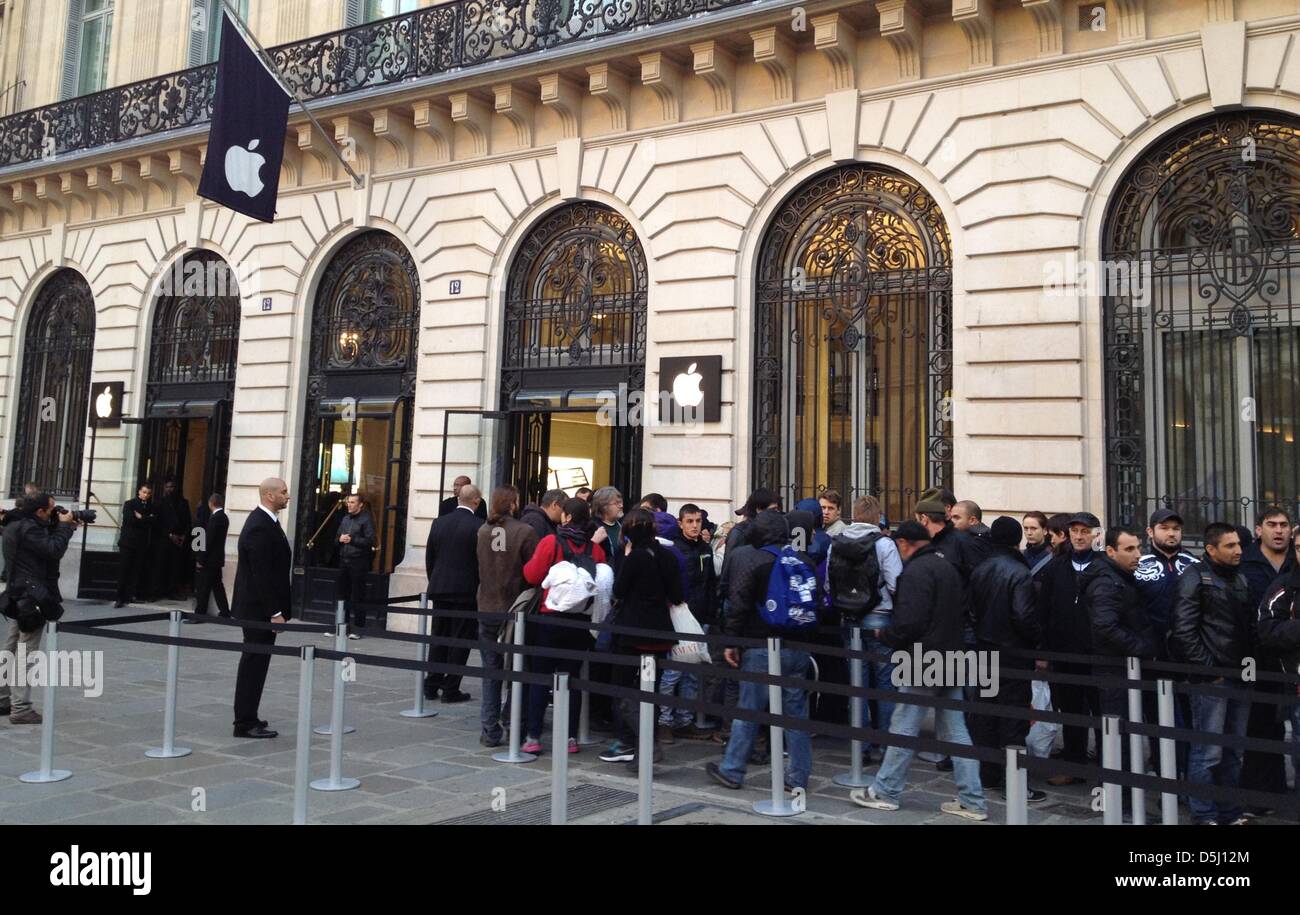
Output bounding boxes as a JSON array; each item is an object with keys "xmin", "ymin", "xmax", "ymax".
[
  {"xmin": 480, "ymin": 732, "xmax": 503, "ymax": 748},
  {"xmin": 992, "ymin": 784, "xmax": 1048, "ymax": 804},
  {"xmin": 0, "ymin": 704, "xmax": 9, "ymax": 717},
  {"xmin": 182, "ymin": 616, "xmax": 206, "ymax": 624},
  {"xmin": 706, "ymin": 761, "xmax": 742, "ymax": 790},
  {"xmin": 219, "ymin": 613, "xmax": 232, "ymax": 619},
  {"xmin": 935, "ymin": 756, "xmax": 954, "ymax": 772},
  {"xmin": 113, "ymin": 601, "xmax": 125, "ymax": 609},
  {"xmin": 233, "ymin": 725, "xmax": 277, "ymax": 739},
  {"xmin": 424, "ymin": 681, "xmax": 440, "ymax": 701},
  {"xmin": 441, "ymin": 690, "xmax": 472, "ymax": 704}
]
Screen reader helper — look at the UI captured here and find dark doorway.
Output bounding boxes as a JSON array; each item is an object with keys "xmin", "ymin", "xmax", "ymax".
[
  {"xmin": 501, "ymin": 203, "xmax": 648, "ymax": 502},
  {"xmin": 294, "ymin": 231, "xmax": 419, "ymax": 619},
  {"xmin": 80, "ymin": 251, "xmax": 240, "ymax": 599}
]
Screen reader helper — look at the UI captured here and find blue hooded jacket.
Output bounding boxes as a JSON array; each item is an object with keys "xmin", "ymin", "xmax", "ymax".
[
  {"xmin": 653, "ymin": 511, "xmax": 691, "ymax": 599},
  {"xmin": 794, "ymin": 498, "xmax": 832, "ymax": 564}
]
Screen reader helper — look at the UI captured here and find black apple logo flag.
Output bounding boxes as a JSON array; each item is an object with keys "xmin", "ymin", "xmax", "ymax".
[{"xmin": 197, "ymin": 13, "xmax": 291, "ymax": 223}]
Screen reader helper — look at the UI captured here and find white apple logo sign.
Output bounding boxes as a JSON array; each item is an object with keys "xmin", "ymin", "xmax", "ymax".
[
  {"xmin": 224, "ymin": 138, "xmax": 266, "ymax": 197},
  {"xmin": 672, "ymin": 362, "xmax": 705, "ymax": 409},
  {"xmin": 95, "ymin": 385, "xmax": 113, "ymax": 419}
]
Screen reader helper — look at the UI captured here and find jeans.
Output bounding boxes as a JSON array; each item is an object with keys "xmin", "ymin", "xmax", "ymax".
[
  {"xmin": 719, "ymin": 648, "xmax": 813, "ymax": 788},
  {"xmin": 1186, "ymin": 691, "xmax": 1251, "ymax": 824},
  {"xmin": 658, "ymin": 624, "xmax": 707, "ymax": 727},
  {"xmin": 1290, "ymin": 703, "xmax": 1300, "ymax": 802},
  {"xmin": 658, "ymin": 667, "xmax": 700, "ymax": 727},
  {"xmin": 0, "ymin": 620, "xmax": 42, "ymax": 715},
  {"xmin": 478, "ymin": 622, "xmax": 505, "ymax": 741},
  {"xmin": 872, "ymin": 685, "xmax": 987, "ymax": 813},
  {"xmin": 855, "ymin": 626, "xmax": 897, "ymax": 751}
]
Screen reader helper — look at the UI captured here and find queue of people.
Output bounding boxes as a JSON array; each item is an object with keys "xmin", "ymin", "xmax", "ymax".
[
  {"xmin": 414, "ymin": 476, "xmax": 1300, "ymax": 825},
  {"xmin": 7, "ymin": 468, "xmax": 1298, "ymax": 826}
]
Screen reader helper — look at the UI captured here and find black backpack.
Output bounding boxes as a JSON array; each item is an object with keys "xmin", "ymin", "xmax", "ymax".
[{"xmin": 828, "ymin": 532, "xmax": 883, "ymax": 620}]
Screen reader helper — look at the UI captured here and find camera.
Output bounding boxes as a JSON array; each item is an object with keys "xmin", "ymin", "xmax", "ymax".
[{"xmin": 54, "ymin": 507, "xmax": 97, "ymax": 524}]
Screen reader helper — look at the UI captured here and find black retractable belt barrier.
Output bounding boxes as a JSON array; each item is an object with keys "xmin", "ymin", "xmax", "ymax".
[{"xmin": 46, "ymin": 608, "xmax": 1300, "ymax": 821}]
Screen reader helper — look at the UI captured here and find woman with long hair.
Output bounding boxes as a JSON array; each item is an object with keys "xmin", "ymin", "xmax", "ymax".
[
  {"xmin": 598, "ymin": 507, "xmax": 684, "ymax": 765},
  {"xmin": 474, "ymin": 485, "xmax": 539, "ymax": 747}
]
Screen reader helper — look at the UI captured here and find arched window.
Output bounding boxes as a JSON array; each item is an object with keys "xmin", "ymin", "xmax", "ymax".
[
  {"xmin": 753, "ymin": 165, "xmax": 953, "ymax": 522},
  {"xmin": 297, "ymin": 230, "xmax": 419, "ymax": 609},
  {"xmin": 138, "ymin": 249, "xmax": 241, "ymax": 506},
  {"xmin": 1103, "ymin": 111, "xmax": 1300, "ymax": 531},
  {"xmin": 500, "ymin": 202, "xmax": 648, "ymax": 504},
  {"xmin": 10, "ymin": 269, "xmax": 96, "ymax": 498}
]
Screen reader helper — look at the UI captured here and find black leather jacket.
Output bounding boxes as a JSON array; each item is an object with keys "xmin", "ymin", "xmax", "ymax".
[
  {"xmin": 1256, "ymin": 566, "xmax": 1300, "ymax": 676},
  {"xmin": 336, "ymin": 510, "xmax": 376, "ymax": 563},
  {"xmin": 969, "ymin": 546, "xmax": 1041, "ymax": 651},
  {"xmin": 1169, "ymin": 559, "xmax": 1253, "ymax": 674},
  {"xmin": 1080, "ymin": 557, "xmax": 1156, "ymax": 659}
]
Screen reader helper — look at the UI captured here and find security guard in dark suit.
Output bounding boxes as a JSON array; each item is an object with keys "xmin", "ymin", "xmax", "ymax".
[
  {"xmin": 115, "ymin": 484, "xmax": 158, "ymax": 607},
  {"xmin": 424, "ymin": 484, "xmax": 484, "ymax": 702},
  {"xmin": 230, "ymin": 479, "xmax": 292, "ymax": 738},
  {"xmin": 189, "ymin": 493, "xmax": 231, "ymax": 621}
]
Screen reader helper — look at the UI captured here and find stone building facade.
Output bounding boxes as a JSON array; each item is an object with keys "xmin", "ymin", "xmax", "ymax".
[{"xmin": 1, "ymin": 0, "xmax": 1297, "ymax": 609}]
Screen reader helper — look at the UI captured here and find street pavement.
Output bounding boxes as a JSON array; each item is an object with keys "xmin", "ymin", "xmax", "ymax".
[{"xmin": 0, "ymin": 599, "xmax": 1266, "ymax": 826}]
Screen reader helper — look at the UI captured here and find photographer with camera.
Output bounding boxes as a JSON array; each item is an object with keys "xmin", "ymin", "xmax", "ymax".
[{"xmin": 0, "ymin": 493, "xmax": 78, "ymax": 724}]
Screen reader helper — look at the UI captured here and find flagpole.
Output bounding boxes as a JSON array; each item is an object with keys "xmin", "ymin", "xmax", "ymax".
[{"xmin": 217, "ymin": 0, "xmax": 366, "ymax": 189}]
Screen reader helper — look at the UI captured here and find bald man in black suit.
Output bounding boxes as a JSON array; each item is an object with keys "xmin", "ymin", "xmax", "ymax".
[{"xmin": 231, "ymin": 478, "xmax": 292, "ymax": 738}]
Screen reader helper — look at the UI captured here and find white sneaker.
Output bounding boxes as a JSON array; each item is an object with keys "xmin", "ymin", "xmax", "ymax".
[
  {"xmin": 941, "ymin": 800, "xmax": 989, "ymax": 821},
  {"xmin": 348, "ymin": 633, "xmax": 362, "ymax": 641},
  {"xmin": 850, "ymin": 785, "xmax": 900, "ymax": 811}
]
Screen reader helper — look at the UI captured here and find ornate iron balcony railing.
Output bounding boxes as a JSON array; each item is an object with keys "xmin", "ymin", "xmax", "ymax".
[{"xmin": 0, "ymin": 0, "xmax": 755, "ymax": 170}]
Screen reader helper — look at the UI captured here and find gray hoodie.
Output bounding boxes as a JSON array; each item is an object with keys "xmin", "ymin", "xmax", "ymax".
[{"xmin": 825, "ymin": 522, "xmax": 903, "ymax": 612}]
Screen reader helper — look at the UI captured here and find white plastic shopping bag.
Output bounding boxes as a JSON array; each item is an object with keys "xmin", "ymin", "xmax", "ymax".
[
  {"xmin": 668, "ymin": 603, "xmax": 712, "ymax": 665},
  {"xmin": 1026, "ymin": 679, "xmax": 1060, "ymax": 758}
]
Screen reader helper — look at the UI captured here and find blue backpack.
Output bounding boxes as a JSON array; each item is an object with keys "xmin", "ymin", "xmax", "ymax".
[{"xmin": 759, "ymin": 545, "xmax": 820, "ymax": 631}]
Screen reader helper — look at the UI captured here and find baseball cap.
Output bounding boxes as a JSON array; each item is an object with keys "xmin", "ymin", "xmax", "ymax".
[
  {"xmin": 1067, "ymin": 511, "xmax": 1101, "ymax": 529},
  {"xmin": 1148, "ymin": 508, "xmax": 1183, "ymax": 527}
]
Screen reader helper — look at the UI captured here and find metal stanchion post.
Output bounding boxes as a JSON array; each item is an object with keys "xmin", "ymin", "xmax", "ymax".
[
  {"xmin": 1125, "ymin": 656, "xmax": 1146, "ymax": 825},
  {"xmin": 637, "ymin": 654, "xmax": 655, "ymax": 825},
  {"xmin": 551, "ymin": 673, "xmax": 570, "ymax": 825},
  {"xmin": 315, "ymin": 599, "xmax": 356, "ymax": 735},
  {"xmin": 1005, "ymin": 745, "xmax": 1028, "ymax": 825},
  {"xmin": 146, "ymin": 610, "xmax": 192, "ymax": 759},
  {"xmin": 401, "ymin": 594, "xmax": 437, "ymax": 719},
  {"xmin": 293, "ymin": 646, "xmax": 315, "ymax": 825},
  {"xmin": 1101, "ymin": 714, "xmax": 1122, "ymax": 825},
  {"xmin": 21, "ymin": 623, "xmax": 71, "ymax": 784},
  {"xmin": 493, "ymin": 609, "xmax": 536, "ymax": 763},
  {"xmin": 310, "ymin": 621, "xmax": 361, "ymax": 795},
  {"xmin": 577, "ymin": 659, "xmax": 598, "ymax": 745},
  {"xmin": 833, "ymin": 624, "xmax": 871, "ymax": 788},
  {"xmin": 755, "ymin": 637, "xmax": 799, "ymax": 817},
  {"xmin": 1157, "ymin": 679, "xmax": 1179, "ymax": 825}
]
